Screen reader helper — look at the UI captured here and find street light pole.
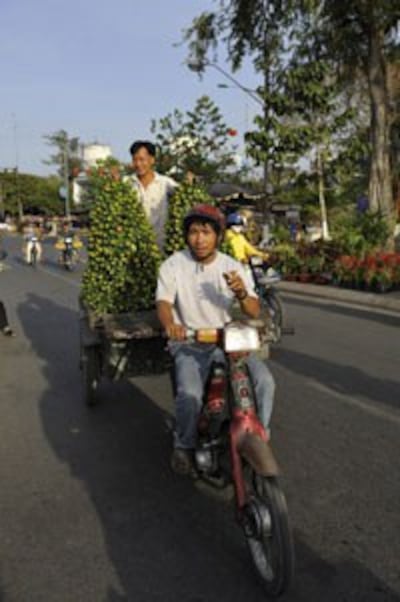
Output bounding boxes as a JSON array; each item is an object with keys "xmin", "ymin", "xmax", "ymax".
[
  {"xmin": 205, "ymin": 61, "xmax": 264, "ymax": 108},
  {"xmin": 63, "ymin": 142, "xmax": 70, "ymax": 219}
]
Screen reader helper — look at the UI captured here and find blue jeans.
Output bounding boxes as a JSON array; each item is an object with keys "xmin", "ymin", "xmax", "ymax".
[{"xmin": 169, "ymin": 342, "xmax": 275, "ymax": 449}]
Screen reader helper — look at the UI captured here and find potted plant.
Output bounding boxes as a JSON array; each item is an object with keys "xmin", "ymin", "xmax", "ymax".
[
  {"xmin": 333, "ymin": 255, "xmax": 357, "ymax": 288},
  {"xmin": 365, "ymin": 266, "xmax": 392, "ymax": 293},
  {"xmin": 280, "ymin": 256, "xmax": 299, "ymax": 280}
]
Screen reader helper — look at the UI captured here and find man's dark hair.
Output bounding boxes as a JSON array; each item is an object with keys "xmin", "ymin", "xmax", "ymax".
[{"xmin": 129, "ymin": 140, "xmax": 156, "ymax": 157}]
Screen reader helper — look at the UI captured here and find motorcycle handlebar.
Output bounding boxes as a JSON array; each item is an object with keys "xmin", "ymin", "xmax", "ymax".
[{"xmin": 164, "ymin": 319, "xmax": 270, "ymax": 343}]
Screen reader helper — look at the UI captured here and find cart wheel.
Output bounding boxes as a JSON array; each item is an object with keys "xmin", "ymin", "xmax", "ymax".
[{"xmin": 82, "ymin": 346, "xmax": 100, "ymax": 406}]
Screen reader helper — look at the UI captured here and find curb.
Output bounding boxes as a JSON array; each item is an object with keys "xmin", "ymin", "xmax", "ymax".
[{"xmin": 276, "ymin": 281, "xmax": 400, "ymax": 314}]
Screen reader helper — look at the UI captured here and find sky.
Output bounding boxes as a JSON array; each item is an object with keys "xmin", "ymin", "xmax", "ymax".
[{"xmin": 0, "ymin": 0, "xmax": 261, "ymax": 176}]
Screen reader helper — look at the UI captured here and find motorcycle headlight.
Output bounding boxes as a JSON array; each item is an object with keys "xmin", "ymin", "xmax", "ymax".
[{"xmin": 224, "ymin": 323, "xmax": 260, "ymax": 353}]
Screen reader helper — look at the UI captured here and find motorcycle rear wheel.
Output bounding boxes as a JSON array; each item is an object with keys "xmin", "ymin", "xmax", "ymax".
[
  {"xmin": 263, "ymin": 290, "xmax": 283, "ymax": 343},
  {"xmin": 30, "ymin": 247, "xmax": 37, "ymax": 267},
  {"xmin": 244, "ymin": 473, "xmax": 294, "ymax": 597}
]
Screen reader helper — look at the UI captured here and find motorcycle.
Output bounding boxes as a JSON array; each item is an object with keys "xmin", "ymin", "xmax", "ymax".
[
  {"xmin": 58, "ymin": 236, "xmax": 80, "ymax": 270},
  {"xmin": 168, "ymin": 320, "xmax": 295, "ymax": 597},
  {"xmin": 248, "ymin": 256, "xmax": 286, "ymax": 344},
  {"xmin": 28, "ymin": 236, "xmax": 39, "ymax": 267}
]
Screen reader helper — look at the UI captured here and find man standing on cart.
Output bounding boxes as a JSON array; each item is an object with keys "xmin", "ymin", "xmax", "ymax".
[{"xmin": 126, "ymin": 140, "xmax": 178, "ymax": 249}]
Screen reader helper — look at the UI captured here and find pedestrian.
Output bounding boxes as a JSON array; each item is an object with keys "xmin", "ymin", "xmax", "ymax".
[
  {"xmin": 125, "ymin": 140, "xmax": 178, "ymax": 248},
  {"xmin": 288, "ymin": 221, "xmax": 297, "ymax": 242},
  {"xmin": 0, "ymin": 242, "xmax": 14, "ymax": 337},
  {"xmin": 356, "ymin": 193, "xmax": 369, "ymax": 214},
  {"xmin": 0, "ymin": 302, "xmax": 14, "ymax": 337}
]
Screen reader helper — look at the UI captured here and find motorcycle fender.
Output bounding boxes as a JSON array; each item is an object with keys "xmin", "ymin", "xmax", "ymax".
[{"xmin": 238, "ymin": 432, "xmax": 280, "ymax": 477}]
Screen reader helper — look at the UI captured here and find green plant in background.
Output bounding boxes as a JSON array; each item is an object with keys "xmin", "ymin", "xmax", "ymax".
[
  {"xmin": 332, "ymin": 210, "xmax": 389, "ymax": 256},
  {"xmin": 163, "ymin": 182, "xmax": 214, "ymax": 256},
  {"xmin": 269, "ymin": 243, "xmax": 300, "ymax": 276},
  {"xmin": 271, "ymin": 224, "xmax": 292, "ymax": 245},
  {"xmin": 81, "ymin": 160, "xmax": 162, "ymax": 314},
  {"xmin": 151, "ymin": 96, "xmax": 236, "ymax": 182},
  {"xmin": 302, "ymin": 254, "xmax": 325, "ymax": 275}
]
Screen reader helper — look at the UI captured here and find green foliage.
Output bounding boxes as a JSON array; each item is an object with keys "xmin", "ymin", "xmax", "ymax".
[
  {"xmin": 271, "ymin": 224, "xmax": 291, "ymax": 244},
  {"xmin": 182, "ymin": 0, "xmax": 398, "ymax": 229},
  {"xmin": 164, "ymin": 182, "xmax": 214, "ymax": 256},
  {"xmin": 151, "ymin": 96, "xmax": 236, "ymax": 182},
  {"xmin": 270, "ymin": 239, "xmax": 341, "ymax": 278},
  {"xmin": 81, "ymin": 161, "xmax": 162, "ymax": 314},
  {"xmin": 0, "ymin": 171, "xmax": 62, "ymax": 215},
  {"xmin": 43, "ymin": 129, "xmax": 82, "ymax": 179},
  {"xmin": 310, "ymin": 1, "xmax": 398, "ymax": 218},
  {"xmin": 269, "ymin": 243, "xmax": 302, "ymax": 276},
  {"xmin": 331, "ymin": 210, "xmax": 390, "ymax": 256}
]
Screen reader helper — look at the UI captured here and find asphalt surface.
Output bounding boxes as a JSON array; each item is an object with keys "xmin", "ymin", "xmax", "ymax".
[{"xmin": 0, "ymin": 234, "xmax": 399, "ymax": 602}]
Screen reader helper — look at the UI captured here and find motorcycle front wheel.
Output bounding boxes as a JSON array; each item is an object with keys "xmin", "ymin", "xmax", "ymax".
[{"xmin": 243, "ymin": 473, "xmax": 294, "ymax": 597}]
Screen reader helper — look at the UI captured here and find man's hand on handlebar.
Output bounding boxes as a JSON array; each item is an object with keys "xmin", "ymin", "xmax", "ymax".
[{"xmin": 165, "ymin": 323, "xmax": 186, "ymax": 341}]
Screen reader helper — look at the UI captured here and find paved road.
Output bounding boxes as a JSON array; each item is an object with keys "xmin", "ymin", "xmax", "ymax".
[{"xmin": 0, "ymin": 235, "xmax": 399, "ymax": 602}]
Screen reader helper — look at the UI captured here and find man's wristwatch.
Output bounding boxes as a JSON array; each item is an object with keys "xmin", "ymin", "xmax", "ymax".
[{"xmin": 236, "ymin": 289, "xmax": 248, "ymax": 301}]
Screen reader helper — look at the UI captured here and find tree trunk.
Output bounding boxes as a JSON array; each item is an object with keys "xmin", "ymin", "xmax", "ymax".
[
  {"xmin": 317, "ymin": 147, "xmax": 330, "ymax": 240},
  {"xmin": 263, "ymin": 53, "xmax": 270, "ymax": 220},
  {"xmin": 367, "ymin": 24, "xmax": 394, "ymax": 224}
]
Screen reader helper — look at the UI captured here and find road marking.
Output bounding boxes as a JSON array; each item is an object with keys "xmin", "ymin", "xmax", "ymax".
[
  {"xmin": 282, "ymin": 292, "xmax": 400, "ymax": 319},
  {"xmin": 309, "ymin": 380, "xmax": 400, "ymax": 427}
]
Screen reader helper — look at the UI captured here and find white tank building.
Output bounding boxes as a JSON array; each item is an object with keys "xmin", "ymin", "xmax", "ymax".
[
  {"xmin": 81, "ymin": 143, "xmax": 112, "ymax": 169},
  {"xmin": 72, "ymin": 143, "xmax": 112, "ymax": 205}
]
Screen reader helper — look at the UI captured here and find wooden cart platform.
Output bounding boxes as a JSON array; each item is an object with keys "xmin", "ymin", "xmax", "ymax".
[{"xmin": 79, "ymin": 304, "xmax": 171, "ymax": 406}]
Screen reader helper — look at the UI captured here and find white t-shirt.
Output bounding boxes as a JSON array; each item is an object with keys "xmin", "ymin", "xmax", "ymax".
[
  {"xmin": 156, "ymin": 249, "xmax": 257, "ymax": 329},
  {"xmin": 126, "ymin": 172, "xmax": 177, "ymax": 248}
]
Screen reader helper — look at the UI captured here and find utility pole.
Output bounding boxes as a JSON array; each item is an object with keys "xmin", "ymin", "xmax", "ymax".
[
  {"xmin": 12, "ymin": 114, "xmax": 23, "ymax": 220},
  {"xmin": 63, "ymin": 141, "xmax": 70, "ymax": 218},
  {"xmin": 0, "ymin": 176, "xmax": 4, "ymax": 220}
]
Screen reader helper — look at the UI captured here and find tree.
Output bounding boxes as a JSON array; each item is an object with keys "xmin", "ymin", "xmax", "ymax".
[
  {"xmin": 82, "ymin": 160, "xmax": 162, "ymax": 314},
  {"xmin": 182, "ymin": 0, "xmax": 400, "ymax": 236},
  {"xmin": 312, "ymin": 0, "xmax": 399, "ymax": 226},
  {"xmin": 182, "ymin": 0, "xmax": 295, "ymax": 199},
  {"xmin": 276, "ymin": 18, "xmax": 361, "ymax": 239},
  {"xmin": 0, "ymin": 171, "xmax": 62, "ymax": 216},
  {"xmin": 43, "ymin": 129, "xmax": 82, "ymax": 179},
  {"xmin": 150, "ymin": 95, "xmax": 236, "ymax": 182}
]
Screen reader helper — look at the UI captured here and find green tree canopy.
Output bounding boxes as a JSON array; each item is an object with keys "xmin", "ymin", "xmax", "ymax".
[
  {"xmin": 151, "ymin": 95, "xmax": 237, "ymax": 182},
  {"xmin": 43, "ymin": 129, "xmax": 82, "ymax": 179},
  {"xmin": 0, "ymin": 171, "xmax": 62, "ymax": 216}
]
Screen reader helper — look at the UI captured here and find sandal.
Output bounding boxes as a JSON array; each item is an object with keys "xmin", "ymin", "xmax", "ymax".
[
  {"xmin": 2, "ymin": 326, "xmax": 15, "ymax": 337},
  {"xmin": 170, "ymin": 448, "xmax": 197, "ymax": 478}
]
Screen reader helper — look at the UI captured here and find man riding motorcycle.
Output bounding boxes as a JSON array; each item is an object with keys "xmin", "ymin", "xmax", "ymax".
[
  {"xmin": 54, "ymin": 223, "xmax": 83, "ymax": 267},
  {"xmin": 156, "ymin": 204, "xmax": 275, "ymax": 475},
  {"xmin": 23, "ymin": 222, "xmax": 43, "ymax": 265}
]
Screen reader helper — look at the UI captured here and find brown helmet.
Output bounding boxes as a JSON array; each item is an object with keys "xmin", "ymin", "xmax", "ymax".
[{"xmin": 183, "ymin": 204, "xmax": 225, "ymax": 237}]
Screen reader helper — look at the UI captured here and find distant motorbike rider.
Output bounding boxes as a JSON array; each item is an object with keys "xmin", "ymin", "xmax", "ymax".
[
  {"xmin": 55, "ymin": 223, "xmax": 82, "ymax": 265},
  {"xmin": 23, "ymin": 222, "xmax": 42, "ymax": 265},
  {"xmin": 224, "ymin": 212, "xmax": 268, "ymax": 264}
]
